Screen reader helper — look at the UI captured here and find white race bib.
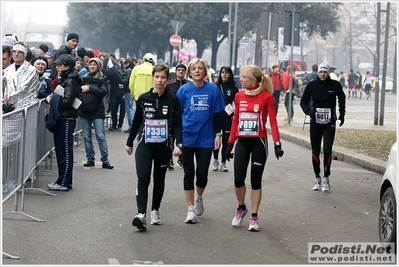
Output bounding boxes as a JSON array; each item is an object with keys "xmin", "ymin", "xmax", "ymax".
[
  {"xmin": 315, "ymin": 108, "xmax": 331, "ymax": 124},
  {"xmin": 238, "ymin": 112, "xmax": 259, "ymax": 136},
  {"xmin": 144, "ymin": 119, "xmax": 168, "ymax": 143},
  {"xmin": 224, "ymin": 103, "xmax": 234, "ymax": 115}
]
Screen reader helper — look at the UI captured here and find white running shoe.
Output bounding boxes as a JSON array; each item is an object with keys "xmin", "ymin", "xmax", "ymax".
[
  {"xmin": 322, "ymin": 177, "xmax": 330, "ymax": 192},
  {"xmin": 220, "ymin": 163, "xmax": 228, "ymax": 172},
  {"xmin": 212, "ymin": 159, "xmax": 219, "ymax": 171},
  {"xmin": 194, "ymin": 193, "xmax": 204, "ymax": 216},
  {"xmin": 150, "ymin": 210, "xmax": 162, "ymax": 225},
  {"xmin": 232, "ymin": 208, "xmax": 248, "ymax": 227},
  {"xmin": 47, "ymin": 182, "xmax": 70, "ymax": 191},
  {"xmin": 132, "ymin": 213, "xmax": 147, "ymax": 230},
  {"xmin": 312, "ymin": 177, "xmax": 321, "ymax": 191},
  {"xmin": 248, "ymin": 216, "xmax": 260, "ymax": 231},
  {"xmin": 185, "ymin": 208, "xmax": 197, "ymax": 224}
]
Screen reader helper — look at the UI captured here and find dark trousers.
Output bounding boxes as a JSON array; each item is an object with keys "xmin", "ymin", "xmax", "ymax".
[
  {"xmin": 284, "ymin": 92, "xmax": 295, "ymax": 119},
  {"xmin": 213, "ymin": 115, "xmax": 232, "ymax": 163},
  {"xmin": 273, "ymin": 90, "xmax": 281, "ymax": 114},
  {"xmin": 111, "ymin": 94, "xmax": 125, "ymax": 128},
  {"xmin": 135, "ymin": 141, "xmax": 171, "ymax": 214},
  {"xmin": 53, "ymin": 119, "xmax": 76, "ymax": 188}
]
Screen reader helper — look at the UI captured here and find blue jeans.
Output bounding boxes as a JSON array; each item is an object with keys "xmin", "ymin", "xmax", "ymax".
[
  {"xmin": 124, "ymin": 92, "xmax": 134, "ymax": 130},
  {"xmin": 80, "ymin": 116, "xmax": 110, "ymax": 163}
]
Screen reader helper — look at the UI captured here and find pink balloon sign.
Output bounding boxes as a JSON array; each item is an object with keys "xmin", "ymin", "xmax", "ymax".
[
  {"xmin": 189, "ymin": 52, "xmax": 196, "ymax": 59},
  {"xmin": 172, "ymin": 50, "xmax": 178, "ymax": 56}
]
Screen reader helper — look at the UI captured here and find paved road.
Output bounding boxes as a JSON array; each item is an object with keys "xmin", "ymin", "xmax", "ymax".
[{"xmin": 2, "ymin": 91, "xmax": 397, "ymax": 265}]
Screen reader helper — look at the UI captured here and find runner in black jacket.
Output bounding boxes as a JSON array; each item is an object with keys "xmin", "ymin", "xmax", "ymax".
[
  {"xmin": 126, "ymin": 64, "xmax": 182, "ymax": 230},
  {"xmin": 300, "ymin": 62, "xmax": 346, "ymax": 192}
]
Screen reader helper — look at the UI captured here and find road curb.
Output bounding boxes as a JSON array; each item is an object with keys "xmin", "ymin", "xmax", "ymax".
[{"xmin": 278, "ymin": 129, "xmax": 387, "ymax": 175}]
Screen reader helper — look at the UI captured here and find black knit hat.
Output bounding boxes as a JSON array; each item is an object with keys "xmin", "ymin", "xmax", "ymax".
[
  {"xmin": 39, "ymin": 44, "xmax": 49, "ymax": 53},
  {"xmin": 77, "ymin": 47, "xmax": 86, "ymax": 59},
  {"xmin": 85, "ymin": 50, "xmax": 94, "ymax": 58},
  {"xmin": 67, "ymin": 33, "xmax": 79, "ymax": 42}
]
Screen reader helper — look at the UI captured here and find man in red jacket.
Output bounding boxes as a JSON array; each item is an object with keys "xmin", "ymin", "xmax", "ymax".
[{"xmin": 268, "ymin": 64, "xmax": 282, "ymax": 114}]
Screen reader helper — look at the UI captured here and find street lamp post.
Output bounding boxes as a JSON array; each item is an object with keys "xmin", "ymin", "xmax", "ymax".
[
  {"xmin": 224, "ymin": 4, "xmax": 232, "ymax": 66},
  {"xmin": 231, "ymin": 3, "xmax": 238, "ymax": 72},
  {"xmin": 228, "ymin": 6, "xmax": 232, "ymax": 66},
  {"xmin": 223, "ymin": 2, "xmax": 238, "ymax": 70}
]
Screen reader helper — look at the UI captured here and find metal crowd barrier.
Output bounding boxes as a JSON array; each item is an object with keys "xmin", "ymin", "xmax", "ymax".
[{"xmin": 2, "ymin": 99, "xmax": 83, "ymax": 259}]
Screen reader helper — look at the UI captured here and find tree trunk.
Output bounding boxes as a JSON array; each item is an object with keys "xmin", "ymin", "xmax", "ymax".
[{"xmin": 210, "ymin": 32, "xmax": 226, "ymax": 70}]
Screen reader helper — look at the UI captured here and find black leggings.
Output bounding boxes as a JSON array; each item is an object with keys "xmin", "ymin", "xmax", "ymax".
[
  {"xmin": 213, "ymin": 116, "xmax": 232, "ymax": 163},
  {"xmin": 233, "ymin": 138, "xmax": 268, "ymax": 190},
  {"xmin": 309, "ymin": 121, "xmax": 336, "ymax": 178},
  {"xmin": 364, "ymin": 84, "xmax": 371, "ymax": 95},
  {"xmin": 182, "ymin": 147, "xmax": 213, "ymax": 190},
  {"xmin": 135, "ymin": 140, "xmax": 171, "ymax": 214}
]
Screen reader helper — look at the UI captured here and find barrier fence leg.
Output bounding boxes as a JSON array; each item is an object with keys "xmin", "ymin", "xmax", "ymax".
[
  {"xmin": 3, "ymin": 191, "xmax": 45, "ymax": 222},
  {"xmin": 302, "ymin": 115, "xmax": 310, "ymax": 130},
  {"xmin": 2, "ymin": 251, "xmax": 20, "ymax": 259},
  {"xmin": 24, "ymin": 170, "xmax": 57, "ymax": 197}
]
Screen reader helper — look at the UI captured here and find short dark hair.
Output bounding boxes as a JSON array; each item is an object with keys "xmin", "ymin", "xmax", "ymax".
[
  {"xmin": 152, "ymin": 63, "xmax": 169, "ymax": 80},
  {"xmin": 2, "ymin": 45, "xmax": 11, "ymax": 56}
]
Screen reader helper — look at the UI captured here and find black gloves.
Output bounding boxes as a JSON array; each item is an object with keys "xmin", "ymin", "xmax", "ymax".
[
  {"xmin": 2, "ymin": 101, "xmax": 15, "ymax": 114},
  {"xmin": 225, "ymin": 143, "xmax": 234, "ymax": 161},
  {"xmin": 307, "ymin": 108, "xmax": 316, "ymax": 121},
  {"xmin": 274, "ymin": 142, "xmax": 284, "ymax": 160},
  {"xmin": 338, "ymin": 114, "xmax": 345, "ymax": 127}
]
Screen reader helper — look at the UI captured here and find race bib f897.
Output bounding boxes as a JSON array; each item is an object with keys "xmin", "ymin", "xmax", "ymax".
[{"xmin": 238, "ymin": 112, "xmax": 259, "ymax": 136}]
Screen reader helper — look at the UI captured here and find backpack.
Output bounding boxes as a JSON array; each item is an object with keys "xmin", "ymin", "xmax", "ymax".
[{"xmin": 104, "ymin": 57, "xmax": 123, "ymax": 84}]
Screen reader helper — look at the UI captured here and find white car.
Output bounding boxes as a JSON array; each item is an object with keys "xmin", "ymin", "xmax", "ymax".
[
  {"xmin": 377, "ymin": 76, "xmax": 394, "ymax": 92},
  {"xmin": 379, "ymin": 140, "xmax": 397, "ymax": 245}
]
